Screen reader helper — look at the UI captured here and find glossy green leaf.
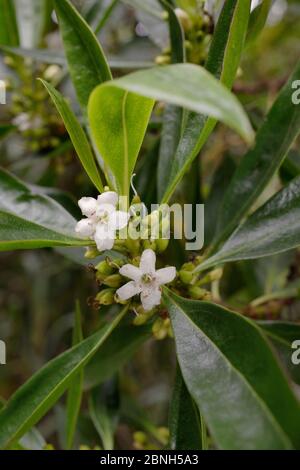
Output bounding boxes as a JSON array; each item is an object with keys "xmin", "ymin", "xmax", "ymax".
[
  {"xmin": 157, "ymin": 0, "xmax": 186, "ymax": 200},
  {"xmin": 14, "ymin": 0, "xmax": 50, "ymax": 48},
  {"xmin": 94, "ymin": 0, "xmax": 118, "ymax": 34},
  {"xmin": 66, "ymin": 301, "xmax": 84, "ymax": 450},
  {"xmin": 258, "ymin": 321, "xmax": 300, "ymax": 385},
  {"xmin": 40, "ymin": 79, "xmax": 103, "ymax": 192},
  {"xmin": 84, "ymin": 320, "xmax": 151, "ymax": 389},
  {"xmin": 54, "ymin": 0, "xmax": 112, "ymax": 111},
  {"xmin": 88, "ymin": 86, "xmax": 154, "ymax": 196},
  {"xmin": 0, "ymin": 168, "xmax": 87, "ymax": 251},
  {"xmin": 246, "ymin": 0, "xmax": 272, "ymax": 45},
  {"xmin": 103, "ymin": 64, "xmax": 253, "ymax": 143},
  {"xmin": 169, "ymin": 366, "xmax": 205, "ymax": 450},
  {"xmin": 0, "ymin": 307, "xmax": 128, "ymax": 449},
  {"xmin": 0, "ymin": 0, "xmax": 19, "ymax": 46},
  {"xmin": 89, "ymin": 384, "xmax": 119, "ymax": 450},
  {"xmin": 199, "ymin": 176, "xmax": 300, "ymax": 271},
  {"xmin": 214, "ymin": 61, "xmax": 300, "ymax": 247},
  {"xmin": 163, "ymin": 289, "xmax": 300, "ymax": 450},
  {"xmin": 160, "ymin": 0, "xmax": 251, "ymax": 202}
]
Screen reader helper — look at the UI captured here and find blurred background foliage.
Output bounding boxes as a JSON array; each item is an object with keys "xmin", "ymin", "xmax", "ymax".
[{"xmin": 0, "ymin": 0, "xmax": 300, "ymax": 449}]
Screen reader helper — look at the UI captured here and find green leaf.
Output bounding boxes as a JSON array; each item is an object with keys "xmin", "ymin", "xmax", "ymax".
[
  {"xmin": 246, "ymin": 0, "xmax": 272, "ymax": 45},
  {"xmin": 66, "ymin": 301, "xmax": 84, "ymax": 450},
  {"xmin": 160, "ymin": 0, "xmax": 251, "ymax": 202},
  {"xmin": 0, "ymin": 168, "xmax": 87, "ymax": 251},
  {"xmin": 102, "ymin": 64, "xmax": 253, "ymax": 143},
  {"xmin": 84, "ymin": 320, "xmax": 151, "ymax": 389},
  {"xmin": 0, "ymin": 0, "xmax": 19, "ymax": 46},
  {"xmin": 199, "ymin": 176, "xmax": 300, "ymax": 271},
  {"xmin": 89, "ymin": 384, "xmax": 118, "ymax": 450},
  {"xmin": 157, "ymin": 0, "xmax": 186, "ymax": 200},
  {"xmin": 169, "ymin": 366, "xmax": 206, "ymax": 450},
  {"xmin": 40, "ymin": 79, "xmax": 103, "ymax": 192},
  {"xmin": 54, "ymin": 0, "xmax": 112, "ymax": 111},
  {"xmin": 94, "ymin": 0, "xmax": 118, "ymax": 34},
  {"xmin": 14, "ymin": 0, "xmax": 50, "ymax": 48},
  {"xmin": 214, "ymin": 61, "xmax": 300, "ymax": 248},
  {"xmin": 0, "ymin": 124, "xmax": 16, "ymax": 140},
  {"xmin": 88, "ymin": 86, "xmax": 154, "ymax": 196},
  {"xmin": 163, "ymin": 289, "xmax": 300, "ymax": 450},
  {"xmin": 0, "ymin": 307, "xmax": 128, "ymax": 449},
  {"xmin": 258, "ymin": 321, "xmax": 300, "ymax": 385}
]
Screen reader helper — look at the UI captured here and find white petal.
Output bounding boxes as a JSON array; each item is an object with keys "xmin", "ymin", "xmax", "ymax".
[
  {"xmin": 78, "ymin": 197, "xmax": 98, "ymax": 217},
  {"xmin": 119, "ymin": 264, "xmax": 142, "ymax": 281},
  {"xmin": 109, "ymin": 211, "xmax": 130, "ymax": 230},
  {"xmin": 140, "ymin": 249, "xmax": 156, "ymax": 274},
  {"xmin": 75, "ymin": 219, "xmax": 95, "ymax": 238},
  {"xmin": 94, "ymin": 225, "xmax": 115, "ymax": 251},
  {"xmin": 141, "ymin": 287, "xmax": 161, "ymax": 311},
  {"xmin": 155, "ymin": 267, "xmax": 176, "ymax": 286},
  {"xmin": 97, "ymin": 191, "xmax": 118, "ymax": 207},
  {"xmin": 116, "ymin": 281, "xmax": 142, "ymax": 301}
]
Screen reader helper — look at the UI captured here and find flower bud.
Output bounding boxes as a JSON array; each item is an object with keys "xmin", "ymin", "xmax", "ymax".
[
  {"xmin": 155, "ymin": 55, "xmax": 171, "ymax": 65},
  {"xmin": 156, "ymin": 238, "xmax": 169, "ymax": 253},
  {"xmin": 102, "ymin": 274, "xmax": 123, "ymax": 288},
  {"xmin": 174, "ymin": 8, "xmax": 193, "ymax": 32},
  {"xmin": 95, "ymin": 259, "xmax": 115, "ymax": 276},
  {"xmin": 188, "ymin": 286, "xmax": 210, "ymax": 300},
  {"xmin": 96, "ymin": 288, "xmax": 115, "ymax": 305},
  {"xmin": 143, "ymin": 239, "xmax": 157, "ymax": 251},
  {"xmin": 84, "ymin": 247, "xmax": 100, "ymax": 259}
]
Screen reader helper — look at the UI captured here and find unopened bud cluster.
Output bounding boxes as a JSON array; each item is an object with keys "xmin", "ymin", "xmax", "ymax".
[
  {"xmin": 4, "ymin": 55, "xmax": 65, "ymax": 153},
  {"xmin": 156, "ymin": 5, "xmax": 214, "ymax": 66}
]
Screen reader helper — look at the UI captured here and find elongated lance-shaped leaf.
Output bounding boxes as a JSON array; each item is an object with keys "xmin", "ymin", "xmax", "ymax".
[
  {"xmin": 0, "ymin": 307, "xmax": 128, "ymax": 449},
  {"xmin": 258, "ymin": 321, "xmax": 300, "ymax": 386},
  {"xmin": 0, "ymin": 0, "xmax": 19, "ymax": 46},
  {"xmin": 214, "ymin": 60, "xmax": 300, "ymax": 248},
  {"xmin": 169, "ymin": 366, "xmax": 206, "ymax": 450},
  {"xmin": 198, "ymin": 176, "xmax": 300, "ymax": 272},
  {"xmin": 0, "ymin": 168, "xmax": 87, "ymax": 251},
  {"xmin": 40, "ymin": 79, "xmax": 103, "ymax": 192},
  {"xmin": 246, "ymin": 0, "xmax": 272, "ymax": 45},
  {"xmin": 157, "ymin": 0, "xmax": 186, "ymax": 200},
  {"xmin": 160, "ymin": 0, "xmax": 251, "ymax": 203},
  {"xmin": 66, "ymin": 301, "xmax": 84, "ymax": 450},
  {"xmin": 54, "ymin": 0, "xmax": 112, "ymax": 111},
  {"xmin": 88, "ymin": 86, "xmax": 154, "ymax": 196},
  {"xmin": 163, "ymin": 289, "xmax": 300, "ymax": 450}
]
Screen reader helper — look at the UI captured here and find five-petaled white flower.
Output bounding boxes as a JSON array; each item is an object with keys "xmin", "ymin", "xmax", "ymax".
[
  {"xmin": 116, "ymin": 249, "xmax": 176, "ymax": 311},
  {"xmin": 75, "ymin": 191, "xmax": 129, "ymax": 251}
]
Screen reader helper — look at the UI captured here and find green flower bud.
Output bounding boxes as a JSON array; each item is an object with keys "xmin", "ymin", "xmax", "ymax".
[
  {"xmin": 102, "ymin": 274, "xmax": 123, "ymax": 288},
  {"xmin": 179, "ymin": 269, "xmax": 193, "ymax": 285},
  {"xmin": 155, "ymin": 55, "xmax": 171, "ymax": 65},
  {"xmin": 156, "ymin": 238, "xmax": 170, "ymax": 253},
  {"xmin": 143, "ymin": 239, "xmax": 157, "ymax": 251},
  {"xmin": 84, "ymin": 247, "xmax": 100, "ymax": 259},
  {"xmin": 188, "ymin": 286, "xmax": 209, "ymax": 300},
  {"xmin": 96, "ymin": 288, "xmax": 115, "ymax": 305},
  {"xmin": 152, "ymin": 317, "xmax": 169, "ymax": 340},
  {"xmin": 174, "ymin": 8, "xmax": 193, "ymax": 32},
  {"xmin": 96, "ymin": 259, "xmax": 115, "ymax": 276}
]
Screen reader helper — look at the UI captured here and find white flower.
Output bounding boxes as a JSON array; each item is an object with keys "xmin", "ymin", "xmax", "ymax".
[
  {"xmin": 75, "ymin": 191, "xmax": 129, "ymax": 251},
  {"xmin": 116, "ymin": 249, "xmax": 176, "ymax": 311}
]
